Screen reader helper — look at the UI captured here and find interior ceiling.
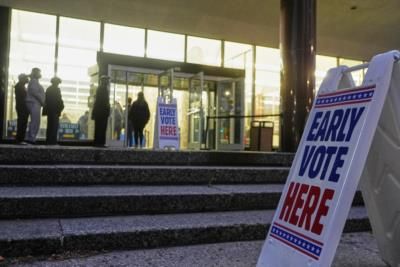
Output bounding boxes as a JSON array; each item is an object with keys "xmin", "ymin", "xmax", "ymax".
[{"xmin": 0, "ymin": 0, "xmax": 399, "ymax": 61}]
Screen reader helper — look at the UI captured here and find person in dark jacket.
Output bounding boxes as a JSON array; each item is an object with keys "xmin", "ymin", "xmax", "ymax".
[
  {"xmin": 43, "ymin": 77, "xmax": 64, "ymax": 145},
  {"xmin": 129, "ymin": 91, "xmax": 150, "ymax": 148},
  {"xmin": 92, "ymin": 75, "xmax": 111, "ymax": 147},
  {"xmin": 14, "ymin": 73, "xmax": 30, "ymax": 144},
  {"xmin": 125, "ymin": 97, "xmax": 133, "ymax": 147}
]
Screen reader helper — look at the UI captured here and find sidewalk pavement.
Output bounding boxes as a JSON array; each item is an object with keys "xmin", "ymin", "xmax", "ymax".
[{"xmin": 7, "ymin": 232, "xmax": 386, "ymax": 267}]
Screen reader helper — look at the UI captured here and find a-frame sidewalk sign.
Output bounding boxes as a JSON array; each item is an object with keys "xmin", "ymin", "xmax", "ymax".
[
  {"xmin": 257, "ymin": 50, "xmax": 400, "ymax": 267},
  {"xmin": 153, "ymin": 96, "xmax": 180, "ymax": 150}
]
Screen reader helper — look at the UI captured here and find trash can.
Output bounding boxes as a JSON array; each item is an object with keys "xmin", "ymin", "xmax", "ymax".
[{"xmin": 250, "ymin": 121, "xmax": 273, "ymax": 151}]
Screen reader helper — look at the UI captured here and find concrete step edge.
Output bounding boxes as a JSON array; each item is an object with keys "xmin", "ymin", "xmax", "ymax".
[
  {"xmin": 0, "ymin": 207, "xmax": 370, "ymax": 257},
  {"xmin": 0, "ymin": 185, "xmax": 364, "ymax": 219},
  {"xmin": 0, "ymin": 146, "xmax": 294, "ymax": 166},
  {"xmin": 0, "ymin": 166, "xmax": 290, "ymax": 185}
]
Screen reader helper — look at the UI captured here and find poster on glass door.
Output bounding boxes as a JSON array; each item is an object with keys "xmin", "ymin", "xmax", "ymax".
[{"xmin": 154, "ymin": 96, "xmax": 180, "ymax": 149}]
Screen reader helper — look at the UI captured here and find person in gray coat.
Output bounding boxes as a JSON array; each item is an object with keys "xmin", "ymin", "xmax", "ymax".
[{"xmin": 25, "ymin": 67, "xmax": 45, "ymax": 144}]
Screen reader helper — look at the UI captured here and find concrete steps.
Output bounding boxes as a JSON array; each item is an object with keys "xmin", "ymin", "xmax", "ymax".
[
  {"xmin": 0, "ymin": 208, "xmax": 370, "ymax": 257},
  {"xmin": 0, "ymin": 184, "xmax": 282, "ymax": 218},
  {"xmin": 0, "ymin": 145, "xmax": 293, "ymax": 166},
  {"xmin": 0, "ymin": 145, "xmax": 369, "ymax": 257},
  {"xmin": 0, "ymin": 165, "xmax": 290, "ymax": 185},
  {"xmin": 0, "ymin": 184, "xmax": 365, "ymax": 219}
]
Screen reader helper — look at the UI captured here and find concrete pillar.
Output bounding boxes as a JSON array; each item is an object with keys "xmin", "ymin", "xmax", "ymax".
[
  {"xmin": 280, "ymin": 0, "xmax": 316, "ymax": 152},
  {"xmin": 0, "ymin": 6, "xmax": 11, "ymax": 140}
]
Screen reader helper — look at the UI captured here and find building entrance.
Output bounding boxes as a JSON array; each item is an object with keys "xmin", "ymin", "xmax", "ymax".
[
  {"xmin": 91, "ymin": 53, "xmax": 245, "ymax": 150},
  {"xmin": 102, "ymin": 65, "xmax": 244, "ymax": 150}
]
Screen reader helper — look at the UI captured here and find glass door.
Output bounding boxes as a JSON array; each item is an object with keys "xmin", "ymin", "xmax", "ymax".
[
  {"xmin": 125, "ymin": 72, "xmax": 143, "ymax": 147},
  {"xmin": 188, "ymin": 72, "xmax": 204, "ymax": 149},
  {"xmin": 108, "ymin": 70, "xmax": 143, "ymax": 147},
  {"xmin": 158, "ymin": 68, "xmax": 174, "ymax": 103},
  {"xmin": 108, "ymin": 69, "xmax": 127, "ymax": 147},
  {"xmin": 216, "ymin": 78, "xmax": 245, "ymax": 150}
]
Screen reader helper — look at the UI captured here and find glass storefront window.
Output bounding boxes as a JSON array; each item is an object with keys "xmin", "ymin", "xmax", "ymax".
[
  {"xmin": 7, "ymin": 10, "xmax": 57, "ymax": 139},
  {"xmin": 7, "ymin": 9, "xmax": 369, "ymax": 150},
  {"xmin": 224, "ymin": 41, "xmax": 252, "ymax": 69},
  {"xmin": 104, "ymin": 23, "xmax": 145, "ymax": 57},
  {"xmin": 255, "ymin": 46, "xmax": 281, "ymax": 148},
  {"xmin": 187, "ymin": 36, "xmax": 221, "ymax": 66},
  {"xmin": 146, "ymin": 30, "xmax": 185, "ymax": 62},
  {"xmin": 58, "ymin": 17, "xmax": 100, "ymax": 134},
  {"xmin": 315, "ymin": 55, "xmax": 337, "ymax": 91},
  {"xmin": 223, "ymin": 42, "xmax": 253, "ymax": 146},
  {"xmin": 339, "ymin": 58, "xmax": 364, "ymax": 86}
]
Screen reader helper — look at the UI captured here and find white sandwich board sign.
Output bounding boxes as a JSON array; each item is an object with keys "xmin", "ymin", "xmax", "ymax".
[
  {"xmin": 153, "ymin": 96, "xmax": 180, "ymax": 149},
  {"xmin": 257, "ymin": 50, "xmax": 400, "ymax": 267}
]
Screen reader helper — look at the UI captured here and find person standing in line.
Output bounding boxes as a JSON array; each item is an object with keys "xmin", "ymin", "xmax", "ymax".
[
  {"xmin": 14, "ymin": 73, "xmax": 30, "ymax": 144},
  {"xmin": 43, "ymin": 77, "xmax": 64, "ymax": 145},
  {"xmin": 78, "ymin": 111, "xmax": 89, "ymax": 139},
  {"xmin": 25, "ymin": 67, "xmax": 45, "ymax": 144},
  {"xmin": 125, "ymin": 97, "xmax": 133, "ymax": 147},
  {"xmin": 92, "ymin": 75, "xmax": 111, "ymax": 147},
  {"xmin": 129, "ymin": 91, "xmax": 150, "ymax": 148},
  {"xmin": 113, "ymin": 101, "xmax": 123, "ymax": 140},
  {"xmin": 60, "ymin": 113, "xmax": 71, "ymax": 123}
]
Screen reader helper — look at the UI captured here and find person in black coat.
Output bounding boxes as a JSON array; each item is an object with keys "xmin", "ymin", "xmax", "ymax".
[
  {"xmin": 43, "ymin": 77, "xmax": 64, "ymax": 145},
  {"xmin": 125, "ymin": 97, "xmax": 133, "ymax": 147},
  {"xmin": 14, "ymin": 74, "xmax": 30, "ymax": 144},
  {"xmin": 92, "ymin": 75, "xmax": 111, "ymax": 147},
  {"xmin": 129, "ymin": 91, "xmax": 150, "ymax": 148}
]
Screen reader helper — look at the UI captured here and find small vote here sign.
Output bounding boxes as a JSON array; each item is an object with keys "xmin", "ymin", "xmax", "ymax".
[{"xmin": 159, "ymin": 104, "xmax": 178, "ymax": 139}]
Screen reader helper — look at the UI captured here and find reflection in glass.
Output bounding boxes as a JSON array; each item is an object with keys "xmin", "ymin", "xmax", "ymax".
[
  {"xmin": 315, "ymin": 55, "xmax": 337, "ymax": 91},
  {"xmin": 147, "ymin": 30, "xmax": 185, "ymax": 62},
  {"xmin": 224, "ymin": 41, "xmax": 252, "ymax": 69},
  {"xmin": 216, "ymin": 80, "xmax": 244, "ymax": 149},
  {"xmin": 104, "ymin": 23, "xmax": 145, "ymax": 57},
  {"xmin": 187, "ymin": 36, "xmax": 221, "ymax": 66},
  {"xmin": 188, "ymin": 76, "xmax": 203, "ymax": 148},
  {"xmin": 58, "ymin": 17, "xmax": 100, "ymax": 135},
  {"xmin": 255, "ymin": 46, "xmax": 281, "ymax": 148},
  {"xmin": 224, "ymin": 42, "xmax": 254, "ymax": 147},
  {"xmin": 7, "ymin": 10, "xmax": 57, "ymax": 139},
  {"xmin": 339, "ymin": 58, "xmax": 364, "ymax": 86}
]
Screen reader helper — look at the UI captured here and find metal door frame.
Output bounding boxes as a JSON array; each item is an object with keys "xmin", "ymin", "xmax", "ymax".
[
  {"xmin": 216, "ymin": 78, "xmax": 245, "ymax": 151},
  {"xmin": 106, "ymin": 65, "xmax": 162, "ymax": 147},
  {"xmin": 157, "ymin": 68, "xmax": 174, "ymax": 104},
  {"xmin": 187, "ymin": 72, "xmax": 204, "ymax": 149}
]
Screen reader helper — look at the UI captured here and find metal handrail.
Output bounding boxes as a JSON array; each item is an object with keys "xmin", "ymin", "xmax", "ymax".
[{"xmin": 204, "ymin": 113, "xmax": 282, "ymax": 150}]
